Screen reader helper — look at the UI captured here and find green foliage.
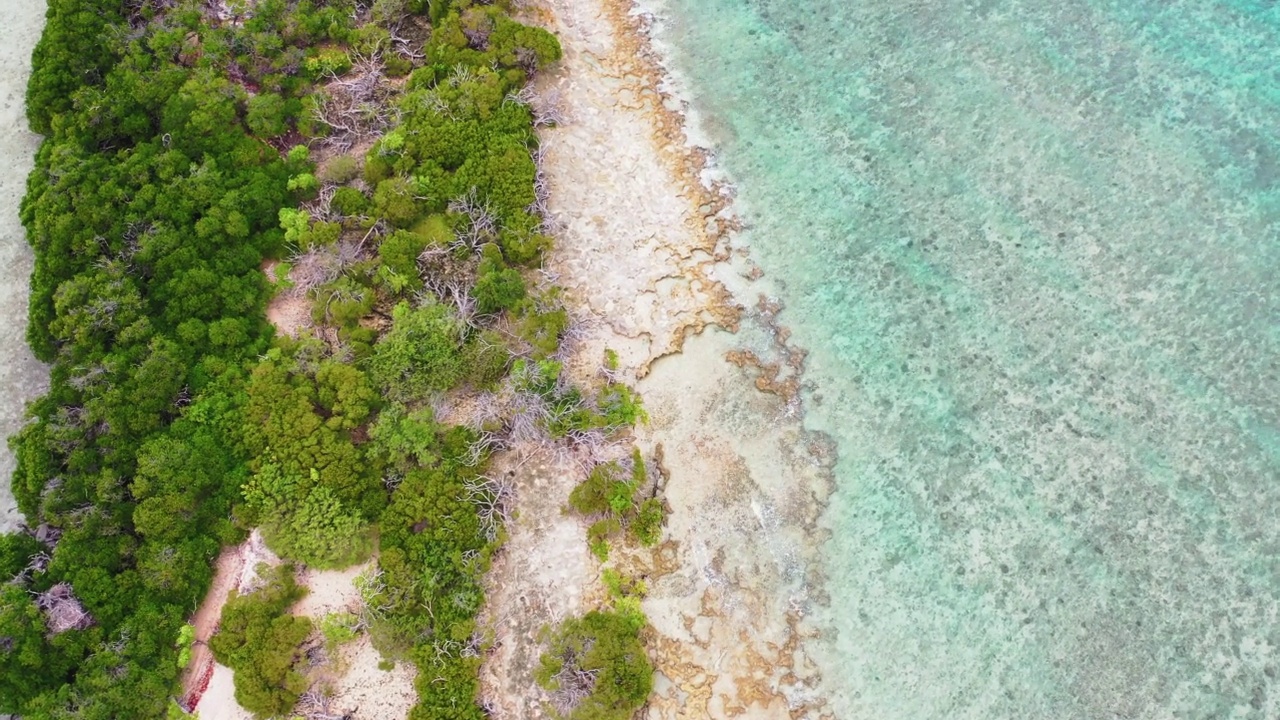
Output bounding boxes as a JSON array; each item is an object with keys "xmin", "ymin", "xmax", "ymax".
[
  {"xmin": 514, "ymin": 298, "xmax": 569, "ymax": 360},
  {"xmin": 320, "ymin": 612, "xmax": 361, "ymax": 653},
  {"xmin": 240, "ymin": 349, "xmax": 385, "ymax": 519},
  {"xmin": 319, "ymin": 154, "xmax": 363, "ymax": 184},
  {"xmin": 587, "ymin": 519, "xmax": 620, "ymax": 562},
  {"xmin": 242, "ymin": 461, "xmax": 375, "ymax": 569},
  {"xmin": 366, "ymin": 302, "xmax": 465, "ymax": 400},
  {"xmin": 209, "ymin": 565, "xmax": 314, "ymax": 718},
  {"xmin": 332, "ymin": 186, "xmax": 371, "ymax": 216},
  {"xmin": 633, "ymin": 499, "xmax": 666, "ymax": 547},
  {"xmin": 474, "ymin": 244, "xmax": 526, "ymax": 314},
  {"xmin": 460, "ymin": 330, "xmax": 511, "ymax": 388},
  {"xmin": 26, "ymin": 0, "xmax": 126, "ymax": 134},
  {"xmin": 176, "ymin": 623, "xmax": 196, "ymax": 670},
  {"xmin": 568, "ymin": 450, "xmax": 663, "ymax": 550},
  {"xmin": 287, "ymin": 172, "xmax": 321, "ymax": 196},
  {"xmin": 373, "ymin": 176, "xmax": 424, "ymax": 227},
  {"xmin": 0, "ymin": 532, "xmax": 41, "ymax": 578},
  {"xmin": 368, "ymin": 403, "xmax": 445, "ymax": 473},
  {"xmin": 246, "ymin": 93, "xmax": 288, "ymax": 138},
  {"xmin": 378, "ymin": 229, "xmax": 428, "ymax": 291},
  {"xmin": 601, "ymin": 568, "xmax": 646, "ymax": 602},
  {"xmin": 304, "ymin": 47, "xmax": 353, "ymax": 79},
  {"xmin": 6, "ymin": 0, "xmax": 608, "ymax": 716},
  {"xmin": 597, "ymin": 383, "xmax": 648, "ymax": 429},
  {"xmin": 535, "ymin": 610, "xmax": 652, "ymax": 720}
]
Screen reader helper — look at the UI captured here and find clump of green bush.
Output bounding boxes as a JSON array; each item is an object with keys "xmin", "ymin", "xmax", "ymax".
[
  {"xmin": 209, "ymin": 565, "xmax": 314, "ymax": 718},
  {"xmin": 568, "ymin": 449, "xmax": 665, "ymax": 560},
  {"xmin": 536, "ymin": 604, "xmax": 652, "ymax": 720}
]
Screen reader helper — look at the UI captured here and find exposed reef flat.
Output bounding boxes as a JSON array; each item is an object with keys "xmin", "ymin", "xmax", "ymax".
[{"xmin": 479, "ymin": 0, "xmax": 840, "ymax": 716}]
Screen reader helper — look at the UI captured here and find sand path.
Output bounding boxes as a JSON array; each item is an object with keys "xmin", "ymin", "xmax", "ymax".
[{"xmin": 0, "ymin": 0, "xmax": 49, "ymax": 532}]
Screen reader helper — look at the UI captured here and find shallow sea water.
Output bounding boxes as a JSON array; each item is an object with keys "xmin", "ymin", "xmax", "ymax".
[{"xmin": 651, "ymin": 0, "xmax": 1280, "ymax": 717}]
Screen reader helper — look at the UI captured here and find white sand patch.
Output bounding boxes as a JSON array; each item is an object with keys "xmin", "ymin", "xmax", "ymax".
[
  {"xmin": 0, "ymin": 0, "xmax": 49, "ymax": 532},
  {"xmin": 293, "ymin": 560, "xmax": 371, "ymax": 618},
  {"xmin": 263, "ymin": 260, "xmax": 313, "ymax": 337},
  {"xmin": 290, "ymin": 558, "xmax": 417, "ymax": 720},
  {"xmin": 477, "ymin": 457, "xmax": 598, "ymax": 717},
  {"xmin": 323, "ymin": 635, "xmax": 418, "ymax": 719},
  {"xmin": 195, "ymin": 664, "xmax": 255, "ymax": 720}
]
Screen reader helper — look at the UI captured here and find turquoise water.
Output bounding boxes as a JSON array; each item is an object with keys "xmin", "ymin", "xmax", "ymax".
[{"xmin": 654, "ymin": 0, "xmax": 1280, "ymax": 717}]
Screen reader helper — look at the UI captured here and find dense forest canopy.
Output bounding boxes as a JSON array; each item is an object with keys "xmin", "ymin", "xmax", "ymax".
[{"xmin": 4, "ymin": 0, "xmax": 657, "ymax": 718}]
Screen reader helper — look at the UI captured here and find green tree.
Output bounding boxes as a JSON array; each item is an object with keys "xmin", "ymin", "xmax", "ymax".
[
  {"xmin": 373, "ymin": 176, "xmax": 423, "ymax": 227},
  {"xmin": 209, "ymin": 565, "xmax": 314, "ymax": 718},
  {"xmin": 366, "ymin": 302, "xmax": 465, "ymax": 400},
  {"xmin": 246, "ymin": 93, "xmax": 288, "ymax": 138},
  {"xmin": 242, "ymin": 460, "xmax": 374, "ymax": 569}
]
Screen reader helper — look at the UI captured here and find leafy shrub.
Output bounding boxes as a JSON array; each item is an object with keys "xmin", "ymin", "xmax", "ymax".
[
  {"xmin": 209, "ymin": 565, "xmax": 314, "ymax": 718},
  {"xmin": 0, "ymin": 533, "xmax": 41, "ymax": 578},
  {"xmin": 332, "ymin": 186, "xmax": 371, "ymax": 216},
  {"xmin": 320, "ymin": 612, "xmax": 361, "ymax": 653},
  {"xmin": 460, "ymin": 330, "xmax": 511, "ymax": 388},
  {"xmin": 175, "ymin": 624, "xmax": 196, "ymax": 670},
  {"xmin": 242, "ymin": 461, "xmax": 375, "ymax": 569},
  {"xmin": 474, "ymin": 244, "xmax": 526, "ymax": 314},
  {"xmin": 304, "ymin": 47, "xmax": 352, "ymax": 79},
  {"xmin": 366, "ymin": 302, "xmax": 465, "ymax": 400},
  {"xmin": 246, "ymin": 93, "xmax": 288, "ymax": 137},
  {"xmin": 535, "ymin": 610, "xmax": 652, "ymax": 720},
  {"xmin": 374, "ymin": 176, "xmax": 424, "ymax": 227},
  {"xmin": 568, "ymin": 450, "xmax": 663, "ymax": 550},
  {"xmin": 320, "ymin": 154, "xmax": 363, "ymax": 184},
  {"xmin": 633, "ymin": 499, "xmax": 665, "ymax": 547}
]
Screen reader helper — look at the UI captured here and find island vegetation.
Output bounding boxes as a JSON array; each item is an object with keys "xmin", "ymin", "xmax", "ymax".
[{"xmin": 1, "ymin": 0, "xmax": 660, "ymax": 719}]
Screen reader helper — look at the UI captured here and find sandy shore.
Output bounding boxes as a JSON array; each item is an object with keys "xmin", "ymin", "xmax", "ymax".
[
  {"xmin": 0, "ymin": 0, "xmax": 49, "ymax": 533},
  {"xmin": 479, "ymin": 1, "xmax": 839, "ymax": 717}
]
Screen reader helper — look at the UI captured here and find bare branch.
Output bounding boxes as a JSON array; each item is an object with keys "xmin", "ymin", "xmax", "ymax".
[{"xmin": 34, "ymin": 582, "xmax": 94, "ymax": 635}]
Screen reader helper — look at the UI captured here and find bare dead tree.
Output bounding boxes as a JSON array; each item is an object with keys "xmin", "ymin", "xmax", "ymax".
[
  {"xmin": 447, "ymin": 62, "xmax": 479, "ymax": 89},
  {"xmin": 551, "ymin": 311, "xmax": 591, "ymax": 365},
  {"xmin": 557, "ymin": 427, "xmax": 622, "ymax": 474},
  {"xmin": 302, "ymin": 182, "xmax": 339, "ymax": 223},
  {"xmin": 415, "ymin": 252, "xmax": 479, "ymax": 324},
  {"xmin": 508, "ymin": 85, "xmax": 566, "ymax": 128},
  {"xmin": 312, "ymin": 53, "xmax": 398, "ymax": 151},
  {"xmin": 503, "ymin": 385, "xmax": 553, "ymax": 452},
  {"xmin": 461, "ymin": 14, "xmax": 493, "ymax": 50},
  {"xmin": 464, "ymin": 473, "xmax": 515, "ymax": 544},
  {"xmin": 462, "ymin": 629, "xmax": 484, "ymax": 659},
  {"xmin": 388, "ymin": 22, "xmax": 424, "ymax": 63},
  {"xmin": 297, "ymin": 689, "xmax": 347, "ymax": 720},
  {"xmin": 288, "ymin": 245, "xmax": 342, "ymax": 295},
  {"xmin": 67, "ymin": 364, "xmax": 107, "ymax": 392},
  {"xmin": 354, "ymin": 566, "xmax": 393, "ymax": 628},
  {"xmin": 415, "ymin": 188, "xmax": 499, "ymax": 322},
  {"xmin": 103, "ymin": 629, "xmax": 130, "ymax": 655},
  {"xmin": 24, "ymin": 551, "xmax": 51, "ymax": 577},
  {"xmin": 447, "ymin": 188, "xmax": 499, "ymax": 251},
  {"xmin": 34, "ymin": 583, "xmax": 94, "ymax": 635},
  {"xmin": 333, "ymin": 237, "xmax": 367, "ymax": 270},
  {"xmin": 548, "ymin": 643, "xmax": 600, "ymax": 716}
]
